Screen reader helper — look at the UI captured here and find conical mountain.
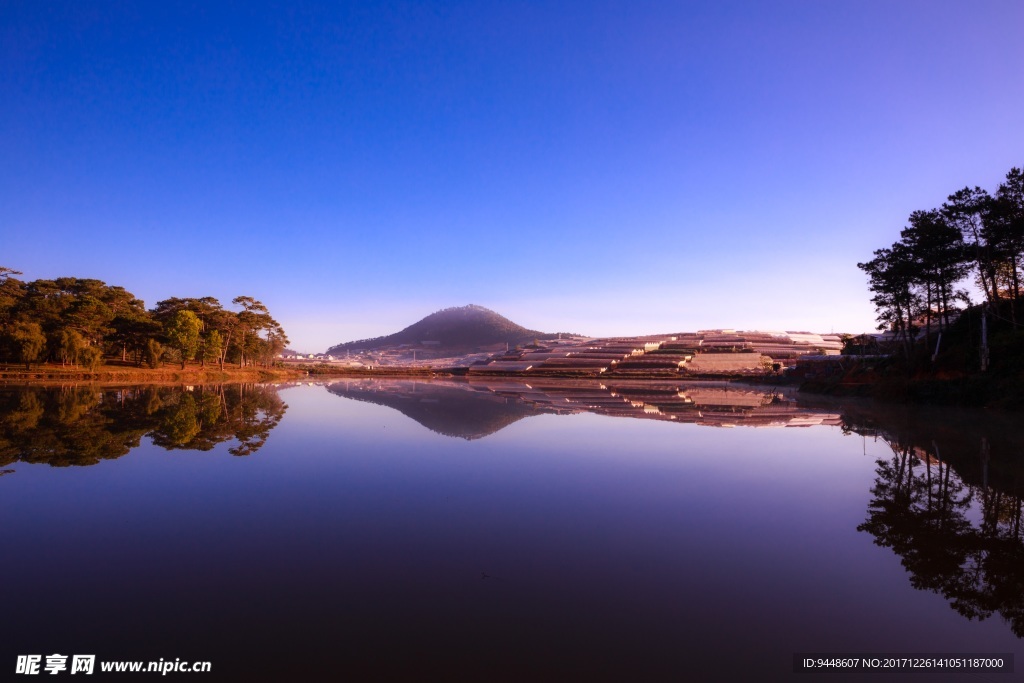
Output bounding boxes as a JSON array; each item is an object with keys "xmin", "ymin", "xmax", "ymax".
[{"xmin": 326, "ymin": 304, "xmax": 553, "ymax": 354}]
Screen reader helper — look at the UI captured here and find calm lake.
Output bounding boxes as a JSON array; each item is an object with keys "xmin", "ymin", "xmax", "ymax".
[{"xmin": 2, "ymin": 379, "xmax": 1022, "ymax": 681}]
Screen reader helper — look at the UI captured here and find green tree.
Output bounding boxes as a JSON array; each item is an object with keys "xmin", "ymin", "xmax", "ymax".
[
  {"xmin": 79, "ymin": 345, "xmax": 104, "ymax": 370},
  {"xmin": 230, "ymin": 297, "xmax": 289, "ymax": 368},
  {"xmin": 57, "ymin": 329, "xmax": 85, "ymax": 367},
  {"xmin": 11, "ymin": 321, "xmax": 46, "ymax": 369},
  {"xmin": 165, "ymin": 310, "xmax": 201, "ymax": 370},
  {"xmin": 231, "ymin": 297, "xmax": 265, "ymax": 367},
  {"xmin": 152, "ymin": 296, "xmax": 224, "ymax": 334},
  {"xmin": 258, "ymin": 320, "xmax": 289, "ymax": 367},
  {"xmin": 0, "ymin": 267, "xmax": 25, "ymax": 327},
  {"xmin": 0, "ymin": 268, "xmax": 27, "ymax": 363},
  {"xmin": 202, "ymin": 329, "xmax": 224, "ymax": 368},
  {"xmin": 110, "ymin": 311, "xmax": 161, "ymax": 365},
  {"xmin": 9, "ymin": 277, "xmax": 147, "ymax": 364},
  {"xmin": 145, "ymin": 338, "xmax": 164, "ymax": 369}
]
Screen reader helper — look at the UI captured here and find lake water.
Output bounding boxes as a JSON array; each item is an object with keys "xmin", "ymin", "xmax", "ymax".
[{"xmin": 2, "ymin": 379, "xmax": 1021, "ymax": 681}]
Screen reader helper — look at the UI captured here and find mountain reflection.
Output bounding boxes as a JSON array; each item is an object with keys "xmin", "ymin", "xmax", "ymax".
[
  {"xmin": 325, "ymin": 380, "xmax": 548, "ymax": 439},
  {"xmin": 5, "ymin": 378, "xmax": 1023, "ymax": 638},
  {"xmin": 325, "ymin": 378, "xmax": 842, "ymax": 438},
  {"xmin": 0, "ymin": 384, "xmax": 287, "ymax": 467},
  {"xmin": 326, "ymin": 378, "xmax": 1024, "ymax": 636}
]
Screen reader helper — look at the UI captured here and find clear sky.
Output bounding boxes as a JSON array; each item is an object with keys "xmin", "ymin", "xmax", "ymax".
[{"xmin": 3, "ymin": 1, "xmax": 1023, "ymax": 351}]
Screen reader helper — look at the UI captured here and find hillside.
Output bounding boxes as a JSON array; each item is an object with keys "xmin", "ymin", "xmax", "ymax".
[{"xmin": 326, "ymin": 304, "xmax": 559, "ymax": 355}]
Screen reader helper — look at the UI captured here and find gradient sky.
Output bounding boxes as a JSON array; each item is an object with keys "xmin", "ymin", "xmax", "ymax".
[{"xmin": 3, "ymin": 1, "xmax": 1023, "ymax": 351}]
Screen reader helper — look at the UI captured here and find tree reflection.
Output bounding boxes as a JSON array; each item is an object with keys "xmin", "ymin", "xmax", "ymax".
[
  {"xmin": 152, "ymin": 393, "xmax": 202, "ymax": 446},
  {"xmin": 223, "ymin": 384, "xmax": 286, "ymax": 456},
  {"xmin": 0, "ymin": 387, "xmax": 147, "ymax": 467},
  {"xmin": 149, "ymin": 385, "xmax": 286, "ymax": 456},
  {"xmin": 0, "ymin": 384, "xmax": 287, "ymax": 467},
  {"xmin": 856, "ymin": 430, "xmax": 1024, "ymax": 636}
]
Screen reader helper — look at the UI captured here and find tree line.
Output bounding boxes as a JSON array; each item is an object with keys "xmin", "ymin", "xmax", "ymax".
[
  {"xmin": 858, "ymin": 166, "xmax": 1023, "ymax": 355},
  {"xmin": 0, "ymin": 268, "xmax": 288, "ymax": 370}
]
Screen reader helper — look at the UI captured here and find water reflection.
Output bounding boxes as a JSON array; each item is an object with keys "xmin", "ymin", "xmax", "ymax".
[
  {"xmin": 0, "ymin": 384, "xmax": 287, "ymax": 467},
  {"xmin": 326, "ymin": 378, "xmax": 1024, "ymax": 639},
  {"xmin": 325, "ymin": 378, "xmax": 842, "ymax": 438},
  {"xmin": 3, "ymin": 378, "xmax": 1022, "ymax": 655},
  {"xmin": 839, "ymin": 408, "xmax": 1024, "ymax": 637},
  {"xmin": 326, "ymin": 380, "xmax": 544, "ymax": 439}
]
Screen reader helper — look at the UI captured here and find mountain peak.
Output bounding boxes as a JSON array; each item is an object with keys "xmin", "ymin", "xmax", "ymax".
[{"xmin": 326, "ymin": 305, "xmax": 552, "ymax": 354}]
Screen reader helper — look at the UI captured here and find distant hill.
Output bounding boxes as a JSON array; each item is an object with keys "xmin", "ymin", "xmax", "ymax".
[{"xmin": 326, "ymin": 304, "xmax": 561, "ymax": 355}]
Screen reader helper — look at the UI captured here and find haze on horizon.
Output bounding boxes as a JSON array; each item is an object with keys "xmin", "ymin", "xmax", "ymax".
[{"xmin": 3, "ymin": 1, "xmax": 1023, "ymax": 352}]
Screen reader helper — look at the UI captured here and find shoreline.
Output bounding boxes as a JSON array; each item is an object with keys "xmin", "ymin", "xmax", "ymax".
[
  {"xmin": 0, "ymin": 361, "xmax": 786, "ymax": 385},
  {"xmin": 4, "ymin": 362, "xmax": 1019, "ymax": 411},
  {"xmin": 0, "ymin": 363, "xmax": 308, "ymax": 385}
]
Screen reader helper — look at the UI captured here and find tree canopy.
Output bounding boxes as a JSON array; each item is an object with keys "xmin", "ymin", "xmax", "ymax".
[
  {"xmin": 859, "ymin": 165, "xmax": 1024, "ymax": 350},
  {"xmin": 0, "ymin": 272, "xmax": 288, "ymax": 370}
]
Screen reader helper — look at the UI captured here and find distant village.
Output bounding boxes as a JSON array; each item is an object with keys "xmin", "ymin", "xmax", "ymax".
[{"xmin": 278, "ymin": 329, "xmax": 847, "ymax": 377}]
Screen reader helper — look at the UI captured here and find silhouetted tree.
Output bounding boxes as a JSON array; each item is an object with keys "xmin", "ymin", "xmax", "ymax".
[
  {"xmin": 898, "ymin": 209, "xmax": 970, "ymax": 339},
  {"xmin": 858, "ymin": 242, "xmax": 920, "ymax": 355},
  {"xmin": 944, "ymin": 187, "xmax": 996, "ymax": 306}
]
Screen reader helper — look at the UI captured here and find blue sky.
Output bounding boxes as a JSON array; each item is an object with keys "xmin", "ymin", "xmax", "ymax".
[{"xmin": 3, "ymin": 1, "xmax": 1022, "ymax": 351}]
